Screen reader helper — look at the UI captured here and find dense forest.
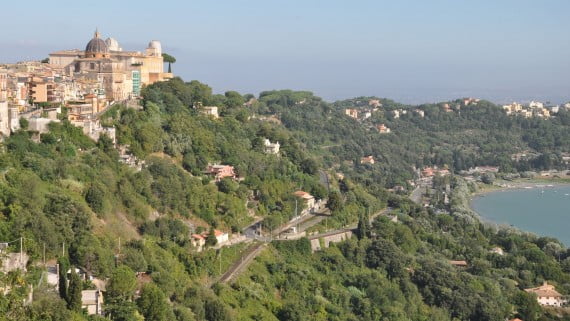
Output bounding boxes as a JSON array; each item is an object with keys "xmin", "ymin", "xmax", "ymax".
[{"xmin": 0, "ymin": 77, "xmax": 570, "ymax": 320}]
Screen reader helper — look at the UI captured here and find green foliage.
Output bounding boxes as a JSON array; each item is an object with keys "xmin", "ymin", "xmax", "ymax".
[
  {"xmin": 136, "ymin": 284, "xmax": 174, "ymax": 321},
  {"xmin": 58, "ymin": 257, "xmax": 69, "ymax": 301},
  {"xmin": 107, "ymin": 265, "xmax": 137, "ymax": 301},
  {"xmin": 3, "ymin": 78, "xmax": 570, "ymax": 320},
  {"xmin": 67, "ymin": 268, "xmax": 82, "ymax": 311}
]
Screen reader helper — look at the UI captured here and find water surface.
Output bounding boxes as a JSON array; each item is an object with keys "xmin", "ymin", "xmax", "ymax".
[{"xmin": 471, "ymin": 185, "xmax": 570, "ymax": 246}]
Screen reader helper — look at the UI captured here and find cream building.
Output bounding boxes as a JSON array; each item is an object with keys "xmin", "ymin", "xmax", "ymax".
[
  {"xmin": 525, "ymin": 282, "xmax": 566, "ymax": 307},
  {"xmin": 49, "ymin": 30, "xmax": 172, "ymax": 101},
  {"xmin": 0, "ymin": 70, "xmax": 9, "ymax": 137}
]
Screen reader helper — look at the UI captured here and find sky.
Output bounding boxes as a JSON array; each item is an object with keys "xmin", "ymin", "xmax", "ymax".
[{"xmin": 1, "ymin": 0, "xmax": 569, "ymax": 104}]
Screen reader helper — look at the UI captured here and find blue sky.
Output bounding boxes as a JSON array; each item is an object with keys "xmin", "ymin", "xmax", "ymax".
[{"xmin": 1, "ymin": 0, "xmax": 569, "ymax": 103}]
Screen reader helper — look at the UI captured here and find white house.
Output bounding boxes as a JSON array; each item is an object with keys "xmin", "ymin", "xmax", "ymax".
[
  {"xmin": 293, "ymin": 190, "xmax": 316, "ymax": 214},
  {"xmin": 201, "ymin": 106, "xmax": 219, "ymax": 119},
  {"xmin": 263, "ymin": 138, "xmax": 280, "ymax": 154},
  {"xmin": 525, "ymin": 282, "xmax": 566, "ymax": 307},
  {"xmin": 214, "ymin": 230, "xmax": 229, "ymax": 245}
]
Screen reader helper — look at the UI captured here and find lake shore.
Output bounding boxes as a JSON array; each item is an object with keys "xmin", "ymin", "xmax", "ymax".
[
  {"xmin": 467, "ymin": 177, "xmax": 570, "ymax": 246},
  {"xmin": 471, "ymin": 177, "xmax": 570, "ymax": 199}
]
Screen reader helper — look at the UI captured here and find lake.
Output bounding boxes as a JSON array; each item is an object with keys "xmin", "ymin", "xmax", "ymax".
[{"xmin": 471, "ymin": 184, "xmax": 570, "ymax": 246}]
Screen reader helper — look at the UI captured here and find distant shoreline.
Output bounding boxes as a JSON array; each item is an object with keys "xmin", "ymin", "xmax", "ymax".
[{"xmin": 471, "ymin": 178, "xmax": 570, "ymax": 199}]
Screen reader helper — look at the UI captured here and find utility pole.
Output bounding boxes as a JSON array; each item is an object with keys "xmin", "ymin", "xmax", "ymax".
[
  {"xmin": 43, "ymin": 243, "xmax": 46, "ymax": 266},
  {"xmin": 295, "ymin": 199, "xmax": 299, "ymax": 233},
  {"xmin": 20, "ymin": 237, "xmax": 23, "ymax": 263},
  {"xmin": 62, "ymin": 242, "xmax": 65, "ymax": 257}
]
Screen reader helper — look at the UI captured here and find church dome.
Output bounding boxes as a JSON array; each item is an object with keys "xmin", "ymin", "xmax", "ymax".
[
  {"xmin": 105, "ymin": 37, "xmax": 121, "ymax": 51},
  {"xmin": 85, "ymin": 30, "xmax": 109, "ymax": 56},
  {"xmin": 147, "ymin": 40, "xmax": 162, "ymax": 56}
]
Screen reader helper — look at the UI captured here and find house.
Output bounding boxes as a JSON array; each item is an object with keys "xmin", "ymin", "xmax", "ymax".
[
  {"xmin": 201, "ymin": 106, "xmax": 219, "ymax": 119},
  {"xmin": 392, "ymin": 110, "xmax": 400, "ymax": 119},
  {"xmin": 360, "ymin": 156, "xmax": 375, "ymax": 165},
  {"xmin": 490, "ymin": 247, "xmax": 504, "ymax": 256},
  {"xmin": 422, "ymin": 167, "xmax": 435, "ymax": 177},
  {"xmin": 1, "ymin": 252, "xmax": 29, "ymax": 273},
  {"xmin": 528, "ymin": 101, "xmax": 544, "ymax": 109},
  {"xmin": 81, "ymin": 289, "xmax": 104, "ymax": 315},
  {"xmin": 344, "ymin": 108, "xmax": 358, "ymax": 119},
  {"xmin": 368, "ymin": 99, "xmax": 381, "ymax": 108},
  {"xmin": 293, "ymin": 190, "xmax": 316, "ymax": 212},
  {"xmin": 449, "ymin": 260, "xmax": 468, "ymax": 268},
  {"xmin": 206, "ymin": 164, "xmax": 236, "ymax": 181},
  {"xmin": 28, "ymin": 117, "xmax": 60, "ymax": 134},
  {"xmin": 462, "ymin": 98, "xmax": 480, "ymax": 106},
  {"xmin": 525, "ymin": 282, "xmax": 566, "ymax": 307},
  {"xmin": 191, "ymin": 229, "xmax": 229, "ymax": 251},
  {"xmin": 263, "ymin": 138, "xmax": 280, "ymax": 154},
  {"xmin": 191, "ymin": 234, "xmax": 206, "ymax": 252},
  {"xmin": 214, "ymin": 230, "xmax": 229, "ymax": 245},
  {"xmin": 377, "ymin": 124, "xmax": 390, "ymax": 133},
  {"xmin": 414, "ymin": 109, "xmax": 425, "ymax": 118}
]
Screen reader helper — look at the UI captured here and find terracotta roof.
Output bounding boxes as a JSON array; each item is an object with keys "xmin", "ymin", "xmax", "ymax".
[
  {"xmin": 525, "ymin": 282, "xmax": 563, "ymax": 298},
  {"xmin": 214, "ymin": 230, "xmax": 226, "ymax": 237},
  {"xmin": 293, "ymin": 191, "xmax": 314, "ymax": 199},
  {"xmin": 191, "ymin": 234, "xmax": 205, "ymax": 240}
]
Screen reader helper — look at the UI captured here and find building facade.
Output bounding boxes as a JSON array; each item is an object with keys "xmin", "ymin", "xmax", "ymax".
[{"xmin": 49, "ymin": 30, "xmax": 172, "ymax": 101}]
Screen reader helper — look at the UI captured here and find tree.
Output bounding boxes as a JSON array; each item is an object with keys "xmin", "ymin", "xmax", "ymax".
[
  {"xmin": 58, "ymin": 257, "xmax": 70, "ymax": 301},
  {"xmin": 19, "ymin": 118, "xmax": 29, "ymax": 130},
  {"xmin": 356, "ymin": 211, "xmax": 370, "ymax": 239},
  {"xmin": 513, "ymin": 291, "xmax": 542, "ymax": 321},
  {"xmin": 481, "ymin": 172, "xmax": 495, "ymax": 184},
  {"xmin": 67, "ymin": 267, "xmax": 82, "ymax": 312},
  {"xmin": 326, "ymin": 191, "xmax": 343, "ymax": 212},
  {"xmin": 206, "ymin": 228, "xmax": 218, "ymax": 247},
  {"xmin": 136, "ymin": 284, "xmax": 172, "ymax": 321},
  {"xmin": 162, "ymin": 53, "xmax": 176, "ymax": 73},
  {"xmin": 204, "ymin": 298, "xmax": 231, "ymax": 321},
  {"xmin": 85, "ymin": 183, "xmax": 106, "ymax": 214},
  {"xmin": 107, "ymin": 265, "xmax": 137, "ymax": 301},
  {"xmin": 300, "ymin": 158, "xmax": 318, "ymax": 175},
  {"xmin": 224, "ymin": 91, "xmax": 244, "ymax": 109}
]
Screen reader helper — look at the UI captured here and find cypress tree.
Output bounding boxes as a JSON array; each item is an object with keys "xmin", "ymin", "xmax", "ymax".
[
  {"xmin": 57, "ymin": 257, "xmax": 69, "ymax": 301},
  {"xmin": 67, "ymin": 267, "xmax": 82, "ymax": 311}
]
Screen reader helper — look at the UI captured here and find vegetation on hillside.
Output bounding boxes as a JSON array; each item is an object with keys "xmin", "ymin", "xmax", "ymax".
[{"xmin": 1, "ymin": 77, "xmax": 570, "ymax": 320}]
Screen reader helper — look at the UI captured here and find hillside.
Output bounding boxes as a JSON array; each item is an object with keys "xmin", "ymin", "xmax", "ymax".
[{"xmin": 0, "ymin": 77, "xmax": 569, "ymax": 320}]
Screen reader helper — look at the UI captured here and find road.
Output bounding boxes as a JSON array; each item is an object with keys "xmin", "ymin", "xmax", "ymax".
[
  {"xmin": 410, "ymin": 185, "xmax": 423, "ymax": 204},
  {"xmin": 214, "ymin": 207, "xmax": 391, "ymax": 285}
]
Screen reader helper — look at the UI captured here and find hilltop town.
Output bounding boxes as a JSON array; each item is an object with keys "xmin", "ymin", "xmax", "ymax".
[{"xmin": 0, "ymin": 30, "xmax": 171, "ymax": 141}]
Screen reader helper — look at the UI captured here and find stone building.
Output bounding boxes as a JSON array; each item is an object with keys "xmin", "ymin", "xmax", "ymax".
[{"xmin": 49, "ymin": 30, "xmax": 172, "ymax": 101}]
